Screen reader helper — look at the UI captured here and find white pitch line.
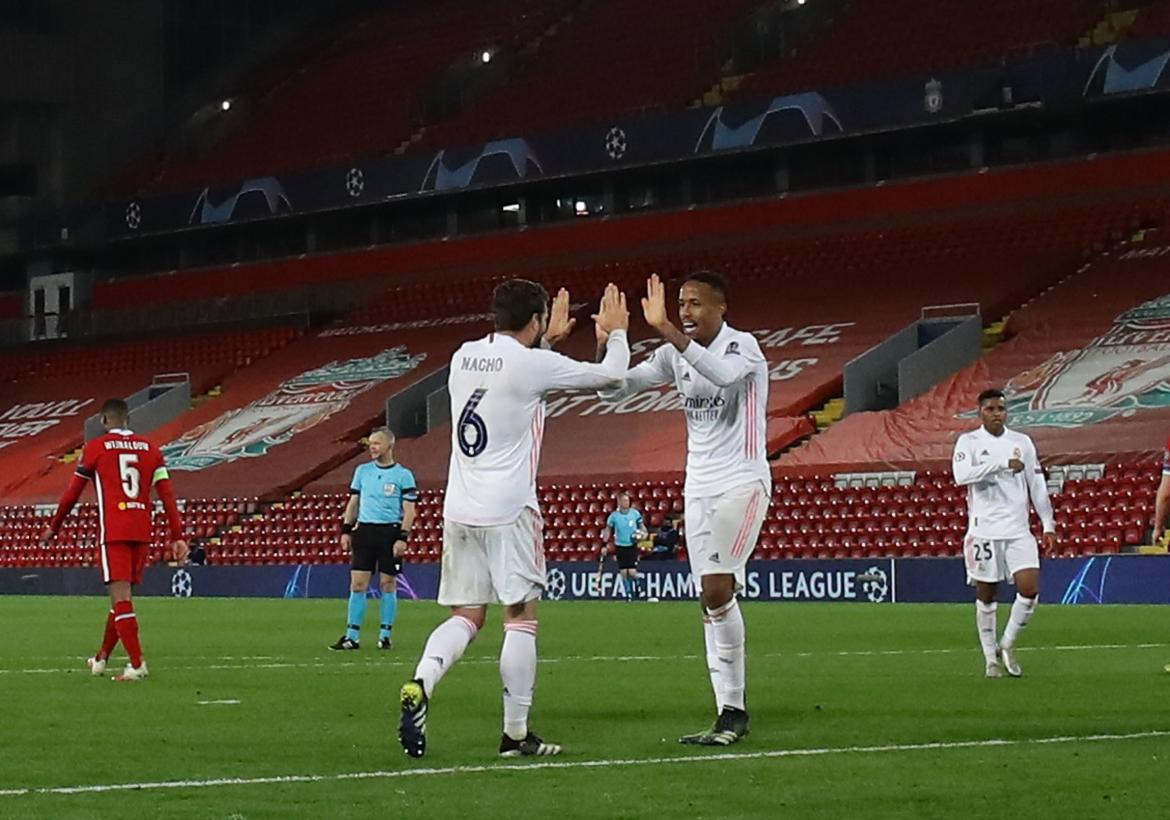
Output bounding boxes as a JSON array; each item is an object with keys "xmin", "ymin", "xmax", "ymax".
[
  {"xmin": 0, "ymin": 642, "xmax": 1167, "ymax": 676},
  {"xmin": 0, "ymin": 729, "xmax": 1166, "ymax": 798},
  {"xmin": 196, "ymin": 699, "xmax": 240, "ymax": 705}
]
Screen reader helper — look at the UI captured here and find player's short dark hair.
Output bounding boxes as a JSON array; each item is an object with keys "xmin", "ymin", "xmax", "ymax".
[
  {"xmin": 492, "ymin": 279, "xmax": 549, "ymax": 332},
  {"xmin": 977, "ymin": 388, "xmax": 1005, "ymax": 406},
  {"xmin": 683, "ymin": 270, "xmax": 729, "ymax": 303},
  {"xmin": 101, "ymin": 398, "xmax": 129, "ymax": 423}
]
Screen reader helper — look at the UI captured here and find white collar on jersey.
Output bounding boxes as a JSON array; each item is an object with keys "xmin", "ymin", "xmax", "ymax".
[
  {"xmin": 109, "ymin": 428, "xmax": 134, "ymax": 435},
  {"xmin": 699, "ymin": 321, "xmax": 730, "ymax": 349}
]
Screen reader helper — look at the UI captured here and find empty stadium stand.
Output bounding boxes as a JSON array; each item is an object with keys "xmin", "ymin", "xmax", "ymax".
[
  {"xmin": 737, "ymin": 0, "xmax": 1103, "ymax": 99},
  {"xmin": 0, "ymin": 325, "xmax": 301, "ymax": 501},
  {"xmin": 131, "ymin": 0, "xmax": 579, "ymax": 193},
  {"xmin": 782, "ymin": 232, "xmax": 1170, "ymax": 473},
  {"xmin": 7, "ymin": 149, "xmax": 1170, "ymax": 568},
  {"xmin": 87, "ymin": 148, "xmax": 1170, "ymax": 318},
  {"xmin": 418, "ymin": 0, "xmax": 762, "ymax": 149}
]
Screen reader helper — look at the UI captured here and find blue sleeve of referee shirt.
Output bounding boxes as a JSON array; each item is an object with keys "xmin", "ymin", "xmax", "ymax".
[
  {"xmin": 349, "ymin": 464, "xmax": 363, "ymax": 494},
  {"xmin": 401, "ymin": 467, "xmax": 419, "ymax": 502}
]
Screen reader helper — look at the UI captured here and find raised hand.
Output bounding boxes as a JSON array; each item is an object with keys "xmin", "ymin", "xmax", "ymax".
[
  {"xmin": 545, "ymin": 287, "xmax": 576, "ymax": 347},
  {"xmin": 592, "ymin": 282, "xmax": 629, "ymax": 334},
  {"xmin": 641, "ymin": 274, "xmax": 670, "ymax": 331}
]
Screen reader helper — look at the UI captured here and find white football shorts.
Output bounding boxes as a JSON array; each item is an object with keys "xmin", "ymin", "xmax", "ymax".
[
  {"xmin": 438, "ymin": 508, "xmax": 545, "ymax": 607},
  {"xmin": 685, "ymin": 480, "xmax": 770, "ymax": 592},
  {"xmin": 964, "ymin": 533, "xmax": 1040, "ymax": 585}
]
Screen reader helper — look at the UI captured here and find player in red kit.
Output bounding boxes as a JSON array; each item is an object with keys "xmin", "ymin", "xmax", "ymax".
[{"xmin": 41, "ymin": 398, "xmax": 187, "ymax": 681}]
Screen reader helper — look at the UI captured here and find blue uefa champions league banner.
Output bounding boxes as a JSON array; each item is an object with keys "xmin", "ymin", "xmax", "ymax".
[
  {"xmin": 32, "ymin": 35, "xmax": 1170, "ymax": 246},
  {"xmin": 2, "ymin": 556, "xmax": 1169, "ymax": 604}
]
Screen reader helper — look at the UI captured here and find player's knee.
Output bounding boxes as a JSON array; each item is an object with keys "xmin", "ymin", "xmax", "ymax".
[
  {"xmin": 701, "ymin": 580, "xmax": 734, "ymax": 610},
  {"xmin": 380, "ymin": 577, "xmax": 396, "ymax": 593},
  {"xmin": 453, "ymin": 606, "xmax": 487, "ymax": 631}
]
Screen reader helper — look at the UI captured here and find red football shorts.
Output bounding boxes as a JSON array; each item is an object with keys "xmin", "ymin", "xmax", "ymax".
[{"xmin": 99, "ymin": 541, "xmax": 150, "ymax": 585}]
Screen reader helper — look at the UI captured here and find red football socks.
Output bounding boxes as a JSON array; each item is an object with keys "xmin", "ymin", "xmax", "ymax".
[
  {"xmin": 112, "ymin": 600, "xmax": 143, "ymax": 668},
  {"xmin": 97, "ymin": 608, "xmax": 119, "ymax": 660}
]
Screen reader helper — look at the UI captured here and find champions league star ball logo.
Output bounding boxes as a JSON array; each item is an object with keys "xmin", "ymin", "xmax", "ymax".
[
  {"xmin": 171, "ymin": 568, "xmax": 193, "ymax": 598},
  {"xmin": 345, "ymin": 168, "xmax": 365, "ymax": 198},
  {"xmin": 544, "ymin": 567, "xmax": 567, "ymax": 601},
  {"xmin": 604, "ymin": 127, "xmax": 628, "ymax": 160},
  {"xmin": 860, "ymin": 566, "xmax": 889, "ymax": 603},
  {"xmin": 958, "ymin": 291, "xmax": 1170, "ymax": 429},
  {"xmin": 125, "ymin": 202, "xmax": 142, "ymax": 230}
]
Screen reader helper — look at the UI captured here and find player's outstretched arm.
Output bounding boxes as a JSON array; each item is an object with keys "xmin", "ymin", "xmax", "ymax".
[
  {"xmin": 641, "ymin": 273, "xmax": 758, "ymax": 387},
  {"xmin": 537, "ymin": 284, "xmax": 631, "ymax": 391}
]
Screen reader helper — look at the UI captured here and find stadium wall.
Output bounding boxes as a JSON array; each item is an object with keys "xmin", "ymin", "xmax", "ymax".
[{"xmin": 3, "ymin": 556, "xmax": 1167, "ymax": 605}]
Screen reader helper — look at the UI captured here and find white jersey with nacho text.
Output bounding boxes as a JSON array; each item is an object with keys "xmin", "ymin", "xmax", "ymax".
[
  {"xmin": 444, "ymin": 329, "xmax": 630, "ymax": 527},
  {"xmin": 952, "ymin": 425, "xmax": 1055, "ymax": 540},
  {"xmin": 602, "ymin": 323, "xmax": 770, "ymax": 498}
]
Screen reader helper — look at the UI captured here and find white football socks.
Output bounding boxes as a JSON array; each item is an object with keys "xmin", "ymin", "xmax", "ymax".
[
  {"xmin": 500, "ymin": 620, "xmax": 538, "ymax": 741},
  {"xmin": 414, "ymin": 614, "xmax": 479, "ymax": 698},
  {"xmin": 1000, "ymin": 594, "xmax": 1037, "ymax": 651},
  {"xmin": 702, "ymin": 613, "xmax": 724, "ymax": 714},
  {"xmin": 975, "ymin": 600, "xmax": 999, "ymax": 665},
  {"xmin": 707, "ymin": 598, "xmax": 746, "ymax": 711}
]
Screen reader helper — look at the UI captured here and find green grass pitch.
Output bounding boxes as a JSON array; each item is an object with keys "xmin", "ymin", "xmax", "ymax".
[{"xmin": 1, "ymin": 596, "xmax": 1167, "ymax": 818}]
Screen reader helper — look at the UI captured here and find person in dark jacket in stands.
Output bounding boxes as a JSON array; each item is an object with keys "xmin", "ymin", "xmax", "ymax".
[{"xmin": 646, "ymin": 516, "xmax": 681, "ymax": 560}]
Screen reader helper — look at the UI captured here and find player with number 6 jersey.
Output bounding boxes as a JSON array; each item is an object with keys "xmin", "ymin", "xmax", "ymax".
[
  {"xmin": 42, "ymin": 398, "xmax": 187, "ymax": 682},
  {"xmin": 399, "ymin": 279, "xmax": 629, "ymax": 760}
]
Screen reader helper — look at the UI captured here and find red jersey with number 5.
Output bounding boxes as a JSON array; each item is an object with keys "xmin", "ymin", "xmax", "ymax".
[{"xmin": 75, "ymin": 429, "xmax": 171, "ymax": 544}]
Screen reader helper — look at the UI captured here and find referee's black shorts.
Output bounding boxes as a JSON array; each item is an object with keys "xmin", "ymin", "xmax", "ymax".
[
  {"xmin": 351, "ymin": 523, "xmax": 404, "ymax": 575},
  {"xmin": 615, "ymin": 546, "xmax": 639, "ymax": 570}
]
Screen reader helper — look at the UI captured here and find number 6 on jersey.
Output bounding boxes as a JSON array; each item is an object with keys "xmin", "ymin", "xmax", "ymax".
[{"xmin": 457, "ymin": 388, "xmax": 489, "ymax": 457}]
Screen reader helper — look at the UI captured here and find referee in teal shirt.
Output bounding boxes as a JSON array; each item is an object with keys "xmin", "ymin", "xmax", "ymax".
[
  {"xmin": 330, "ymin": 427, "xmax": 417, "ymax": 650},
  {"xmin": 599, "ymin": 492, "xmax": 647, "ymax": 600}
]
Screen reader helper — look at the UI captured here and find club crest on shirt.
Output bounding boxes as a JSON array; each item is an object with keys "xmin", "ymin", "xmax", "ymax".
[{"xmin": 957, "ymin": 291, "xmax": 1170, "ymax": 428}]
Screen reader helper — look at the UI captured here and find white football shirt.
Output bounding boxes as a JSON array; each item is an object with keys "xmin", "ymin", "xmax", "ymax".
[
  {"xmin": 952, "ymin": 425, "xmax": 1055, "ymax": 540},
  {"xmin": 444, "ymin": 329, "xmax": 630, "ymax": 526},
  {"xmin": 601, "ymin": 322, "xmax": 771, "ymax": 498}
]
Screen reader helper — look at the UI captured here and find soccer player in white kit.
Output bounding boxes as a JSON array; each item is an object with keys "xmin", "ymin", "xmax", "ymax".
[
  {"xmin": 600, "ymin": 272, "xmax": 770, "ymax": 746},
  {"xmin": 953, "ymin": 388, "xmax": 1057, "ymax": 678},
  {"xmin": 398, "ymin": 279, "xmax": 630, "ymax": 759}
]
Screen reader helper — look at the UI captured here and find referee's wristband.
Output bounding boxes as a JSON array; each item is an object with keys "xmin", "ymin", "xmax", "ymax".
[
  {"xmin": 341, "ymin": 522, "xmax": 354, "ymax": 535},
  {"xmin": 397, "ymin": 529, "xmax": 411, "ymax": 543}
]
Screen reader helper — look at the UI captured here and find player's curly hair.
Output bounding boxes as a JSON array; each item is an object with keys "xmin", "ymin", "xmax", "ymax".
[{"xmin": 492, "ymin": 279, "xmax": 549, "ymax": 332}]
